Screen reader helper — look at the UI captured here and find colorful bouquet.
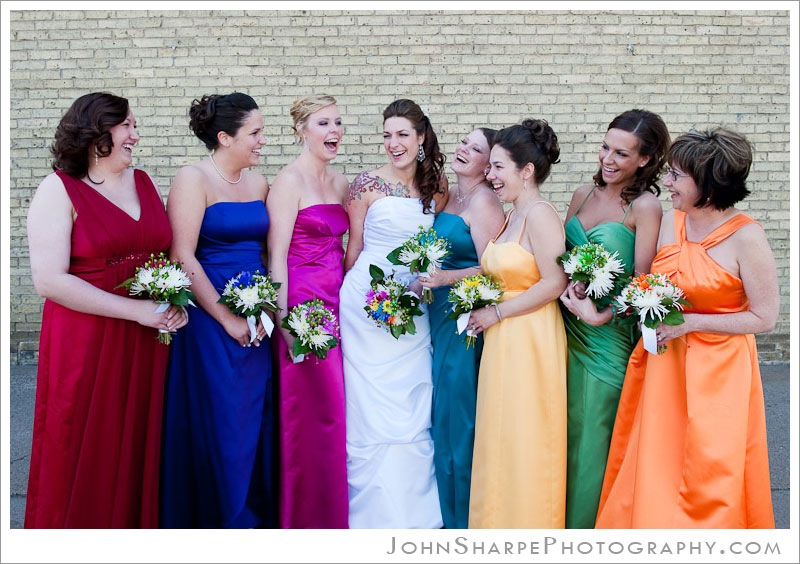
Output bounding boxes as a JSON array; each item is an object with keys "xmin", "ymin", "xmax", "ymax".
[
  {"xmin": 615, "ymin": 272, "xmax": 690, "ymax": 354},
  {"xmin": 387, "ymin": 225, "xmax": 450, "ymax": 303},
  {"xmin": 218, "ymin": 270, "xmax": 280, "ymax": 344},
  {"xmin": 364, "ymin": 264, "xmax": 424, "ymax": 340},
  {"xmin": 117, "ymin": 252, "xmax": 196, "ymax": 345},
  {"xmin": 447, "ymin": 274, "xmax": 504, "ymax": 349},
  {"xmin": 557, "ymin": 242, "xmax": 627, "ymax": 309},
  {"xmin": 281, "ymin": 298, "xmax": 339, "ymax": 363}
]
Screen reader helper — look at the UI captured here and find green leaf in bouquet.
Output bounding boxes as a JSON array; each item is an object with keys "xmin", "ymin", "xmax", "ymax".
[{"xmin": 369, "ymin": 264, "xmax": 386, "ymax": 282}]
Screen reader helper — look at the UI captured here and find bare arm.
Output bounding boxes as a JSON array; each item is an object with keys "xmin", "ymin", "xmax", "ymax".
[
  {"xmin": 343, "ymin": 184, "xmax": 371, "ymax": 273},
  {"xmin": 657, "ymin": 222, "xmax": 779, "ymax": 345},
  {"xmin": 469, "ymin": 202, "xmax": 568, "ymax": 332},
  {"xmin": 266, "ymin": 167, "xmax": 301, "ymax": 347},
  {"xmin": 27, "ymin": 173, "xmax": 180, "ymax": 330},
  {"xmin": 420, "ymin": 188, "xmax": 506, "ymax": 289},
  {"xmin": 629, "ymin": 192, "xmax": 663, "ymax": 274},
  {"xmin": 167, "ymin": 166, "xmax": 252, "ymax": 346}
]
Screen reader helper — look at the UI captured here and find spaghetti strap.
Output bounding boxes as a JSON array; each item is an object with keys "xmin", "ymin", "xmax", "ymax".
[
  {"xmin": 492, "ymin": 210, "xmax": 513, "ymax": 242},
  {"xmin": 573, "ymin": 186, "xmax": 597, "ymax": 216},
  {"xmin": 516, "ymin": 215, "xmax": 527, "ymax": 244},
  {"xmin": 620, "ymin": 200, "xmax": 634, "ymax": 223}
]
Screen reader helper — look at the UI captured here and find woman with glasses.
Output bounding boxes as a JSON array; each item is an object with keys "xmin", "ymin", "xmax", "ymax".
[
  {"xmin": 596, "ymin": 127, "xmax": 778, "ymax": 528},
  {"xmin": 558, "ymin": 109, "xmax": 670, "ymax": 529}
]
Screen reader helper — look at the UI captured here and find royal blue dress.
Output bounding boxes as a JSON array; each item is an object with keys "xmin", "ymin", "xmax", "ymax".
[
  {"xmin": 160, "ymin": 200, "xmax": 276, "ymax": 528},
  {"xmin": 428, "ymin": 211, "xmax": 482, "ymax": 529}
]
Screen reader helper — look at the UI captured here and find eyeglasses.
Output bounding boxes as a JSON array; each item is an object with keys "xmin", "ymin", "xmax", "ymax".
[{"xmin": 665, "ymin": 166, "xmax": 691, "ymax": 182}]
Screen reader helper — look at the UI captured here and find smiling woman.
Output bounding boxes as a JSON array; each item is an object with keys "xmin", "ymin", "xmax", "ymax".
[
  {"xmin": 159, "ymin": 92, "xmax": 277, "ymax": 529},
  {"xmin": 266, "ymin": 94, "xmax": 350, "ymax": 529},
  {"xmin": 24, "ymin": 92, "xmax": 185, "ymax": 528},
  {"xmin": 338, "ymin": 98, "xmax": 448, "ymax": 529}
]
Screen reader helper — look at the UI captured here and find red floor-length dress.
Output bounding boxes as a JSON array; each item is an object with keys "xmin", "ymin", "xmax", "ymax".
[{"xmin": 24, "ymin": 169, "xmax": 172, "ymax": 528}]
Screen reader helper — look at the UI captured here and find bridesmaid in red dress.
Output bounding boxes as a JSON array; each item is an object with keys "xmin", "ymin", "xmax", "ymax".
[
  {"xmin": 24, "ymin": 92, "xmax": 187, "ymax": 528},
  {"xmin": 267, "ymin": 94, "xmax": 350, "ymax": 528}
]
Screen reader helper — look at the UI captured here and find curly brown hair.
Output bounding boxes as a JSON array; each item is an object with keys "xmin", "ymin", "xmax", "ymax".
[
  {"xmin": 382, "ymin": 99, "xmax": 446, "ymax": 213},
  {"xmin": 50, "ymin": 92, "xmax": 130, "ymax": 179}
]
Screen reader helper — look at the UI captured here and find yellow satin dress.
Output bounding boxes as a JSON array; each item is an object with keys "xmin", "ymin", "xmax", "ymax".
[
  {"xmin": 596, "ymin": 211, "xmax": 774, "ymax": 528},
  {"xmin": 469, "ymin": 204, "xmax": 567, "ymax": 528}
]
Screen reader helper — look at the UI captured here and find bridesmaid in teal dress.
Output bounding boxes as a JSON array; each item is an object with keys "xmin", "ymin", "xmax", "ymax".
[
  {"xmin": 419, "ymin": 128, "xmax": 505, "ymax": 529},
  {"xmin": 558, "ymin": 109, "xmax": 670, "ymax": 529}
]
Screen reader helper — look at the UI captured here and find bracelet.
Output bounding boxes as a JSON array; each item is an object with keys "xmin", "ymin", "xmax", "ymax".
[{"xmin": 493, "ymin": 303, "xmax": 503, "ymax": 322}]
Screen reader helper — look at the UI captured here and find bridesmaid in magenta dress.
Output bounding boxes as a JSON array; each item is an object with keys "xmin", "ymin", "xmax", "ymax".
[
  {"xmin": 267, "ymin": 94, "xmax": 350, "ymax": 528},
  {"xmin": 25, "ymin": 93, "xmax": 187, "ymax": 528}
]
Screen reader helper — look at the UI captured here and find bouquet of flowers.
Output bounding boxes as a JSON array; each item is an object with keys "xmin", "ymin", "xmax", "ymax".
[
  {"xmin": 218, "ymin": 270, "xmax": 280, "ymax": 344},
  {"xmin": 615, "ymin": 272, "xmax": 690, "ymax": 354},
  {"xmin": 117, "ymin": 252, "xmax": 196, "ymax": 345},
  {"xmin": 447, "ymin": 274, "xmax": 504, "ymax": 349},
  {"xmin": 281, "ymin": 298, "xmax": 339, "ymax": 363},
  {"xmin": 387, "ymin": 225, "xmax": 450, "ymax": 303},
  {"xmin": 557, "ymin": 242, "xmax": 627, "ymax": 309},
  {"xmin": 364, "ymin": 264, "xmax": 424, "ymax": 340}
]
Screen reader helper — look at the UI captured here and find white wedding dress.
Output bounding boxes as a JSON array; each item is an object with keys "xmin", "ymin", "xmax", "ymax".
[{"xmin": 339, "ymin": 195, "xmax": 443, "ymax": 529}]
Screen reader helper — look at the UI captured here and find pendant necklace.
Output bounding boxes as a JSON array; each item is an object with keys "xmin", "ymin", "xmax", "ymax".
[
  {"xmin": 209, "ymin": 151, "xmax": 243, "ymax": 185},
  {"xmin": 456, "ymin": 179, "xmax": 484, "ymax": 205}
]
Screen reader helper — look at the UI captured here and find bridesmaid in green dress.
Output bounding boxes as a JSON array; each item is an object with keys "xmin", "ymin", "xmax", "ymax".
[
  {"xmin": 418, "ymin": 128, "xmax": 505, "ymax": 528},
  {"xmin": 558, "ymin": 109, "xmax": 670, "ymax": 529}
]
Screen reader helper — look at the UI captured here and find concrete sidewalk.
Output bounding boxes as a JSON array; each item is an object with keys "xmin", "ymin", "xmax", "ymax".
[{"xmin": 7, "ymin": 362, "xmax": 792, "ymax": 529}]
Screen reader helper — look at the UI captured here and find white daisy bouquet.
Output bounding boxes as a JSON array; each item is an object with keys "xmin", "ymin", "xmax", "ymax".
[
  {"xmin": 387, "ymin": 225, "xmax": 451, "ymax": 304},
  {"xmin": 557, "ymin": 242, "xmax": 627, "ymax": 309},
  {"xmin": 447, "ymin": 274, "xmax": 504, "ymax": 349},
  {"xmin": 281, "ymin": 298, "xmax": 339, "ymax": 363},
  {"xmin": 364, "ymin": 264, "xmax": 424, "ymax": 340},
  {"xmin": 218, "ymin": 270, "xmax": 280, "ymax": 344},
  {"xmin": 615, "ymin": 272, "xmax": 690, "ymax": 354},
  {"xmin": 117, "ymin": 252, "xmax": 196, "ymax": 345}
]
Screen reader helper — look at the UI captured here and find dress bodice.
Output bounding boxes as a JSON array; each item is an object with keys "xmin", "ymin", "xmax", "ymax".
[
  {"xmin": 433, "ymin": 212, "xmax": 479, "ymax": 270},
  {"xmin": 653, "ymin": 210, "xmax": 755, "ymax": 315}
]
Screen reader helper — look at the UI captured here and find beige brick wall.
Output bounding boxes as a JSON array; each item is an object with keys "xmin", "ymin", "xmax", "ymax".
[{"xmin": 7, "ymin": 9, "xmax": 791, "ymax": 364}]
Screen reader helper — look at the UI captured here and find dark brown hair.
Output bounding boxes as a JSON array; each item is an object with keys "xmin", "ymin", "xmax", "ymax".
[
  {"xmin": 383, "ymin": 99, "xmax": 446, "ymax": 213},
  {"xmin": 51, "ymin": 92, "xmax": 130, "ymax": 179},
  {"xmin": 592, "ymin": 109, "xmax": 671, "ymax": 204}
]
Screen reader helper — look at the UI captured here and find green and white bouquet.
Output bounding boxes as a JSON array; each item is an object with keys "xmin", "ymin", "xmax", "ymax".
[
  {"xmin": 557, "ymin": 242, "xmax": 627, "ymax": 309},
  {"xmin": 387, "ymin": 225, "xmax": 451, "ymax": 304},
  {"xmin": 117, "ymin": 252, "xmax": 196, "ymax": 345}
]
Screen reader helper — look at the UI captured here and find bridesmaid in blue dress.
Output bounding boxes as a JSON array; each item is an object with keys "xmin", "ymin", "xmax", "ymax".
[
  {"xmin": 419, "ymin": 128, "xmax": 505, "ymax": 529},
  {"xmin": 161, "ymin": 93, "xmax": 277, "ymax": 528}
]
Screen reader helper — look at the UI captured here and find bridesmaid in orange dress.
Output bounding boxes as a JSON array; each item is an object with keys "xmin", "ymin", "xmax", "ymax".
[{"xmin": 596, "ymin": 127, "xmax": 779, "ymax": 528}]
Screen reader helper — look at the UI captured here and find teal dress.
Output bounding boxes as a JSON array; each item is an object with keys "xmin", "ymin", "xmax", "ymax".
[
  {"xmin": 563, "ymin": 201, "xmax": 639, "ymax": 529},
  {"xmin": 429, "ymin": 211, "xmax": 482, "ymax": 529}
]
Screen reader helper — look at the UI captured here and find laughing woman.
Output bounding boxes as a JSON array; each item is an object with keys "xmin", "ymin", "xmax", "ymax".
[
  {"xmin": 419, "ymin": 127, "xmax": 505, "ymax": 529},
  {"xmin": 267, "ymin": 94, "xmax": 350, "ymax": 529},
  {"xmin": 466, "ymin": 119, "xmax": 568, "ymax": 528}
]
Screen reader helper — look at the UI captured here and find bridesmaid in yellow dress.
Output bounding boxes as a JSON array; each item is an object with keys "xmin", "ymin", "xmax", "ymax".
[{"xmin": 466, "ymin": 119, "xmax": 568, "ymax": 528}]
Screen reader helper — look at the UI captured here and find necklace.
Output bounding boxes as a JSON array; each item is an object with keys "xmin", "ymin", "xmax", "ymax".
[
  {"xmin": 209, "ymin": 152, "xmax": 243, "ymax": 185},
  {"xmin": 455, "ymin": 179, "xmax": 485, "ymax": 205}
]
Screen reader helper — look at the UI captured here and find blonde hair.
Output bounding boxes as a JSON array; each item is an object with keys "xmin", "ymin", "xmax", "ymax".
[{"xmin": 290, "ymin": 94, "xmax": 337, "ymax": 144}]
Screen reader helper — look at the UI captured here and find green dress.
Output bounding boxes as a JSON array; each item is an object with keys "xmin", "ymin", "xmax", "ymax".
[
  {"xmin": 563, "ymin": 202, "xmax": 639, "ymax": 529},
  {"xmin": 428, "ymin": 211, "xmax": 482, "ymax": 529}
]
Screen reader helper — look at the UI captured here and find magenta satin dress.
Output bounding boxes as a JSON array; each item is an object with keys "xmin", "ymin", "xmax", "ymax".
[{"xmin": 276, "ymin": 203, "xmax": 350, "ymax": 528}]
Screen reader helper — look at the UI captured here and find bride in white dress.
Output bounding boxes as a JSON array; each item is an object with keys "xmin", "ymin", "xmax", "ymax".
[{"xmin": 339, "ymin": 99, "xmax": 448, "ymax": 528}]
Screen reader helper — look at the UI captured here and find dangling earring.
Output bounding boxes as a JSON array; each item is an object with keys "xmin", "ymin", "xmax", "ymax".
[
  {"xmin": 417, "ymin": 144, "xmax": 426, "ymax": 162},
  {"xmin": 95, "ymin": 151, "xmax": 99, "ymax": 166}
]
